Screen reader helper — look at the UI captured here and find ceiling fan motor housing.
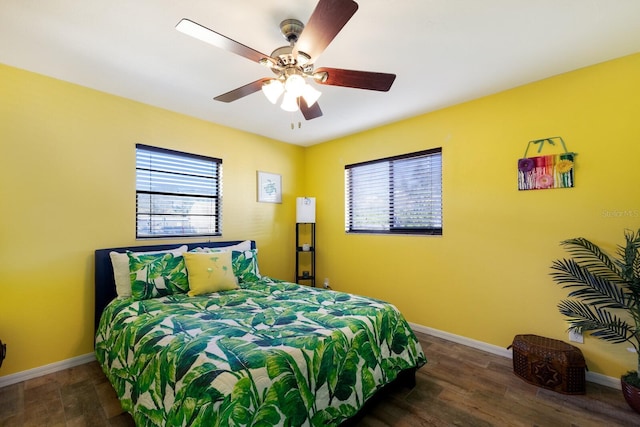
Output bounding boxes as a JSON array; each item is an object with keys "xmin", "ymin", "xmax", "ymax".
[
  {"xmin": 271, "ymin": 19, "xmax": 313, "ymax": 75},
  {"xmin": 279, "ymin": 19, "xmax": 304, "ymax": 43},
  {"xmin": 270, "ymin": 46, "xmax": 313, "ymax": 74}
]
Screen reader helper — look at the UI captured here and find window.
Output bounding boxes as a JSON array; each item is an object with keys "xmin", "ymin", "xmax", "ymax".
[
  {"xmin": 135, "ymin": 144, "xmax": 222, "ymax": 238},
  {"xmin": 345, "ymin": 148, "xmax": 442, "ymax": 235}
]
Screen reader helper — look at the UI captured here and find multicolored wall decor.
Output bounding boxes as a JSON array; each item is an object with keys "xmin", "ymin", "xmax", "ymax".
[{"xmin": 518, "ymin": 137, "xmax": 575, "ymax": 191}]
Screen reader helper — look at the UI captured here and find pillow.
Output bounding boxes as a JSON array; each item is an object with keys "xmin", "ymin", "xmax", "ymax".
[
  {"xmin": 231, "ymin": 249, "xmax": 261, "ymax": 283},
  {"xmin": 183, "ymin": 251, "xmax": 238, "ymax": 296},
  {"xmin": 110, "ymin": 245, "xmax": 187, "ymax": 298},
  {"xmin": 190, "ymin": 240, "xmax": 252, "ymax": 253},
  {"xmin": 128, "ymin": 251, "xmax": 189, "ymax": 300}
]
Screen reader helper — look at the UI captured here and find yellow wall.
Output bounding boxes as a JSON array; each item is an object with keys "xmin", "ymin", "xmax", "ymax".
[
  {"xmin": 305, "ymin": 52, "xmax": 640, "ymax": 378},
  {"xmin": 0, "ymin": 64, "xmax": 304, "ymax": 376},
  {"xmin": 2, "ymin": 52, "xmax": 640, "ymax": 381}
]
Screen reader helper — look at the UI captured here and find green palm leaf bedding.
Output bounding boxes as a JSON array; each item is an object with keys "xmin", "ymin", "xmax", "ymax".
[{"xmin": 95, "ymin": 278, "xmax": 426, "ymax": 426}]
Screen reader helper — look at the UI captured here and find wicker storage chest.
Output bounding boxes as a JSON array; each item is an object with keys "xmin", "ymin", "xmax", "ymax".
[{"xmin": 509, "ymin": 334, "xmax": 586, "ymax": 394}]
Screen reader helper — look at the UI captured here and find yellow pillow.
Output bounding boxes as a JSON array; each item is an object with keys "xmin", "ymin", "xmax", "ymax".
[{"xmin": 184, "ymin": 251, "xmax": 238, "ymax": 296}]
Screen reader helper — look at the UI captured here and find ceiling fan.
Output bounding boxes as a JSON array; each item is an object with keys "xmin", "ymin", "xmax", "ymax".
[{"xmin": 176, "ymin": 0, "xmax": 396, "ymax": 120}]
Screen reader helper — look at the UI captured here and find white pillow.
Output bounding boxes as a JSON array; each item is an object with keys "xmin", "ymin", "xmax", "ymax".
[
  {"xmin": 190, "ymin": 240, "xmax": 252, "ymax": 253},
  {"xmin": 110, "ymin": 245, "xmax": 188, "ymax": 298}
]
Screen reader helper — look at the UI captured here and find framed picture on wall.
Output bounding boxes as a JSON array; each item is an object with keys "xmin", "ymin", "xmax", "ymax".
[{"xmin": 257, "ymin": 171, "xmax": 282, "ymax": 203}]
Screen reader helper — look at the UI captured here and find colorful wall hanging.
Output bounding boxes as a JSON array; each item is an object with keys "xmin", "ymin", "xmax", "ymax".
[{"xmin": 518, "ymin": 137, "xmax": 575, "ymax": 191}]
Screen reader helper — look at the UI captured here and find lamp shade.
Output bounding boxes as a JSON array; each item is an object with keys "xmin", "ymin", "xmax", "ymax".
[
  {"xmin": 302, "ymin": 84, "xmax": 321, "ymax": 107},
  {"xmin": 261, "ymin": 80, "xmax": 284, "ymax": 104},
  {"xmin": 285, "ymin": 74, "xmax": 306, "ymax": 97},
  {"xmin": 281, "ymin": 91, "xmax": 299, "ymax": 112},
  {"xmin": 296, "ymin": 197, "xmax": 316, "ymax": 223}
]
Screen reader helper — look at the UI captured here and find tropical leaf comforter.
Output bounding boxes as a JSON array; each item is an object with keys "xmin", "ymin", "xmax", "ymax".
[{"xmin": 95, "ymin": 278, "xmax": 427, "ymax": 426}]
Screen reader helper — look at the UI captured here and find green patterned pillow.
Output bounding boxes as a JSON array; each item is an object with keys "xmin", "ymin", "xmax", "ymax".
[
  {"xmin": 231, "ymin": 249, "xmax": 261, "ymax": 283},
  {"xmin": 128, "ymin": 251, "xmax": 189, "ymax": 300}
]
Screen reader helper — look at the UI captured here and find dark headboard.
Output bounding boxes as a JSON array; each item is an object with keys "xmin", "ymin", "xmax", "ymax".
[{"xmin": 94, "ymin": 240, "xmax": 256, "ymax": 332}]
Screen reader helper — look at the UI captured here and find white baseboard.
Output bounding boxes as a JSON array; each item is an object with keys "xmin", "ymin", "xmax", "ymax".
[
  {"xmin": 409, "ymin": 322, "xmax": 621, "ymax": 390},
  {"xmin": 0, "ymin": 353, "xmax": 96, "ymax": 389}
]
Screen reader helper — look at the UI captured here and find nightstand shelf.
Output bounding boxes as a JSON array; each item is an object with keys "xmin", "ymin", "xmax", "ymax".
[{"xmin": 295, "ymin": 223, "xmax": 315, "ymax": 287}]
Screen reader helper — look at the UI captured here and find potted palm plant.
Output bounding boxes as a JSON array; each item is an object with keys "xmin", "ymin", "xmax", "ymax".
[{"xmin": 550, "ymin": 228, "xmax": 640, "ymax": 412}]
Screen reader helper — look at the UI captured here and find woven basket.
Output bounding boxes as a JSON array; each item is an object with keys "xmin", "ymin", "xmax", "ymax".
[{"xmin": 509, "ymin": 334, "xmax": 586, "ymax": 394}]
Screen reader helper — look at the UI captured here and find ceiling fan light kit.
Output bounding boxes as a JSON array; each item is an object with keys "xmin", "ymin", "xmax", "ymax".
[
  {"xmin": 177, "ymin": 0, "xmax": 396, "ymax": 120},
  {"xmin": 260, "ymin": 73, "xmax": 321, "ymax": 111}
]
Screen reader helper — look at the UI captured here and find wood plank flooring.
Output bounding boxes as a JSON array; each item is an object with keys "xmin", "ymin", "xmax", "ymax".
[{"xmin": 1, "ymin": 331, "xmax": 638, "ymax": 426}]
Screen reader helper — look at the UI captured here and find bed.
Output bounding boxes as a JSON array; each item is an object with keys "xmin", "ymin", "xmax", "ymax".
[{"xmin": 94, "ymin": 240, "xmax": 427, "ymax": 426}]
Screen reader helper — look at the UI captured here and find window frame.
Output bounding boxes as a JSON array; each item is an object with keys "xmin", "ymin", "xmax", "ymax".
[
  {"xmin": 135, "ymin": 144, "xmax": 223, "ymax": 239},
  {"xmin": 345, "ymin": 148, "xmax": 442, "ymax": 236}
]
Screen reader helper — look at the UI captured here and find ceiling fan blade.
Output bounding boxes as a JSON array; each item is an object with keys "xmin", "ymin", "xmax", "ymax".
[
  {"xmin": 299, "ymin": 98, "xmax": 323, "ymax": 120},
  {"xmin": 176, "ymin": 19, "xmax": 276, "ymax": 66},
  {"xmin": 214, "ymin": 78, "xmax": 273, "ymax": 103},
  {"xmin": 294, "ymin": 0, "xmax": 358, "ymax": 62},
  {"xmin": 314, "ymin": 67, "xmax": 396, "ymax": 91}
]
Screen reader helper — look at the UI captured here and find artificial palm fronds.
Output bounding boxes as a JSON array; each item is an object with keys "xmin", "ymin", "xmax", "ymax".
[{"xmin": 551, "ymin": 229, "xmax": 640, "ymax": 378}]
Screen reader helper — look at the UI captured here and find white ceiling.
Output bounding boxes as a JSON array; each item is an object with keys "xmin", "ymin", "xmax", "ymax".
[{"xmin": 2, "ymin": 0, "xmax": 640, "ymax": 146}]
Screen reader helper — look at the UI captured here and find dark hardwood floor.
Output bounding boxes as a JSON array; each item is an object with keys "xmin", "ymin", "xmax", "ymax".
[{"xmin": 1, "ymin": 331, "xmax": 638, "ymax": 426}]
